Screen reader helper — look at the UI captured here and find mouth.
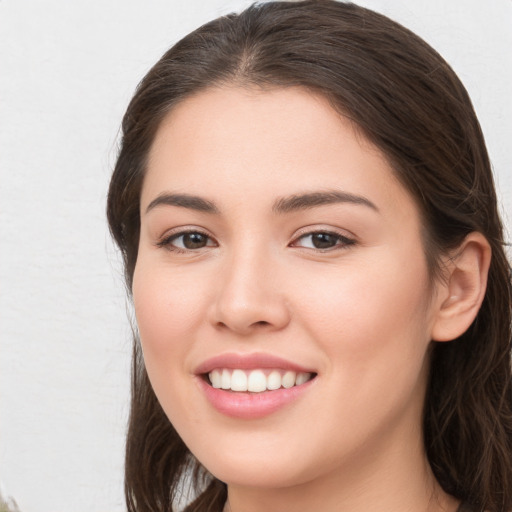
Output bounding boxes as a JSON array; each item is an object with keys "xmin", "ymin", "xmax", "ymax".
[
  {"xmin": 205, "ymin": 368, "xmax": 317, "ymax": 393},
  {"xmin": 195, "ymin": 353, "xmax": 318, "ymax": 418}
]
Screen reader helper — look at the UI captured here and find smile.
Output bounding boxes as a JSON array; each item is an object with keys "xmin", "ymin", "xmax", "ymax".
[
  {"xmin": 208, "ymin": 368, "xmax": 314, "ymax": 393},
  {"xmin": 195, "ymin": 353, "xmax": 317, "ymax": 419}
]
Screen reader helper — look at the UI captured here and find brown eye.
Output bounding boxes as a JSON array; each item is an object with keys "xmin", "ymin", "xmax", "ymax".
[
  {"xmin": 293, "ymin": 231, "xmax": 355, "ymax": 250},
  {"xmin": 179, "ymin": 232, "xmax": 209, "ymax": 249},
  {"xmin": 310, "ymin": 233, "xmax": 339, "ymax": 249},
  {"xmin": 157, "ymin": 230, "xmax": 215, "ymax": 251}
]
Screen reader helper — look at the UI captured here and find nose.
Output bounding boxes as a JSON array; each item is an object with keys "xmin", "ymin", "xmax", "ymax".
[{"xmin": 208, "ymin": 248, "xmax": 291, "ymax": 336}]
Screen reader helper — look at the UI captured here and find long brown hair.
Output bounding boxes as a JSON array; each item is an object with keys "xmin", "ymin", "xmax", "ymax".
[{"xmin": 107, "ymin": 2, "xmax": 512, "ymax": 511}]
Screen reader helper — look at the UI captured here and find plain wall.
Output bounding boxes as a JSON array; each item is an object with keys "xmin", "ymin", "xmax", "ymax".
[{"xmin": 0, "ymin": 1, "xmax": 510, "ymax": 511}]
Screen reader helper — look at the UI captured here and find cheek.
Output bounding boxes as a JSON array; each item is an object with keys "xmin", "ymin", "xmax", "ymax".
[
  {"xmin": 131, "ymin": 259, "xmax": 212, "ymax": 426},
  {"xmin": 296, "ymin": 245, "xmax": 433, "ymax": 377},
  {"xmin": 291, "ymin": 250, "xmax": 433, "ymax": 454},
  {"xmin": 132, "ymin": 260, "xmax": 206, "ymax": 368}
]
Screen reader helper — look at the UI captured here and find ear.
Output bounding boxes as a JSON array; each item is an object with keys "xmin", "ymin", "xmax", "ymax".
[{"xmin": 431, "ymin": 232, "xmax": 491, "ymax": 342}]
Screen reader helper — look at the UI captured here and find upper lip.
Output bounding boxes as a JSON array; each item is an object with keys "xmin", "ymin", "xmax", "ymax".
[{"xmin": 194, "ymin": 352, "xmax": 315, "ymax": 375}]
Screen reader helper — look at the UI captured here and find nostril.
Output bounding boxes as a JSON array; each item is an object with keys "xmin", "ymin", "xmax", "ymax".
[
  {"xmin": 253, "ymin": 320, "xmax": 271, "ymax": 327},
  {"xmin": 214, "ymin": 319, "xmax": 272, "ymax": 334}
]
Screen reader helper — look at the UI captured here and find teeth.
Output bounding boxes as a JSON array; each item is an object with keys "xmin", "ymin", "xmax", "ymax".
[
  {"xmin": 247, "ymin": 369, "xmax": 267, "ymax": 392},
  {"xmin": 221, "ymin": 369, "xmax": 231, "ymax": 390},
  {"xmin": 267, "ymin": 370, "xmax": 281, "ymax": 390},
  {"xmin": 207, "ymin": 368, "xmax": 313, "ymax": 393},
  {"xmin": 210, "ymin": 369, "xmax": 222, "ymax": 388},
  {"xmin": 295, "ymin": 372, "xmax": 309, "ymax": 386},
  {"xmin": 282, "ymin": 371, "xmax": 295, "ymax": 389},
  {"xmin": 231, "ymin": 369, "xmax": 247, "ymax": 391}
]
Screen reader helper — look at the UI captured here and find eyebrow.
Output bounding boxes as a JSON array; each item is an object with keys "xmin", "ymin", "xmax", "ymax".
[
  {"xmin": 145, "ymin": 190, "xmax": 378, "ymax": 215},
  {"xmin": 272, "ymin": 190, "xmax": 378, "ymax": 214},
  {"xmin": 145, "ymin": 193, "xmax": 219, "ymax": 214}
]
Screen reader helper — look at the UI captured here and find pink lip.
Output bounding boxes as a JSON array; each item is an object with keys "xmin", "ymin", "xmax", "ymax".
[
  {"xmin": 194, "ymin": 352, "xmax": 314, "ymax": 374},
  {"xmin": 196, "ymin": 376, "xmax": 315, "ymax": 419},
  {"xmin": 194, "ymin": 352, "xmax": 317, "ymax": 420}
]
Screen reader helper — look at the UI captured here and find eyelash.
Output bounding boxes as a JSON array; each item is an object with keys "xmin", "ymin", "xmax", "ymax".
[
  {"xmin": 156, "ymin": 229, "xmax": 216, "ymax": 254},
  {"xmin": 156, "ymin": 229, "xmax": 356, "ymax": 253},
  {"xmin": 292, "ymin": 230, "xmax": 356, "ymax": 251}
]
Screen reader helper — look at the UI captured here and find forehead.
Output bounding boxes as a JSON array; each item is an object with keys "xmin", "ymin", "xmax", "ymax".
[
  {"xmin": 149, "ymin": 85, "xmax": 370, "ymax": 165},
  {"xmin": 142, "ymin": 86, "xmax": 416, "ymax": 220}
]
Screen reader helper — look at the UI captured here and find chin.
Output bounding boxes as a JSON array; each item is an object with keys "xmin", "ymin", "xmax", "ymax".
[
  {"xmin": 205, "ymin": 458, "xmax": 313, "ymax": 489},
  {"xmin": 190, "ymin": 438, "xmax": 328, "ymax": 490}
]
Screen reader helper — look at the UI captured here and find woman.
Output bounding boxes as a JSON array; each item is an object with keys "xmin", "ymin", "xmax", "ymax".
[{"xmin": 107, "ymin": 1, "xmax": 512, "ymax": 511}]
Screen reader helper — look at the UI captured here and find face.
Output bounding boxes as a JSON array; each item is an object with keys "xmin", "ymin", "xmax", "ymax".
[{"xmin": 133, "ymin": 86, "xmax": 441, "ymax": 489}]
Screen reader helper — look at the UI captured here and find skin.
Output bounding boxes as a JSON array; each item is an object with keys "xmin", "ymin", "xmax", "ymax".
[{"xmin": 133, "ymin": 86, "xmax": 468, "ymax": 512}]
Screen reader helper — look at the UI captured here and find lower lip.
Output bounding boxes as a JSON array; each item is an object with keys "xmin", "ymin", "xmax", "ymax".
[{"xmin": 197, "ymin": 376, "xmax": 315, "ymax": 419}]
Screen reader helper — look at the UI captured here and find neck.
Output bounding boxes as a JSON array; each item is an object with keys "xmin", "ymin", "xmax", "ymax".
[{"xmin": 224, "ymin": 424, "xmax": 459, "ymax": 512}]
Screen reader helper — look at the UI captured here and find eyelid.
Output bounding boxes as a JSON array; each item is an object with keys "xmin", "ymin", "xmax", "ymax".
[
  {"xmin": 155, "ymin": 226, "xmax": 217, "ymax": 251},
  {"xmin": 290, "ymin": 226, "xmax": 357, "ymax": 250},
  {"xmin": 154, "ymin": 225, "xmax": 356, "ymax": 252},
  {"xmin": 291, "ymin": 224, "xmax": 356, "ymax": 240}
]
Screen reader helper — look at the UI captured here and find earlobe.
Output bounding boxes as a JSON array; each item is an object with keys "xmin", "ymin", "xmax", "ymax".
[{"xmin": 431, "ymin": 232, "xmax": 491, "ymax": 342}]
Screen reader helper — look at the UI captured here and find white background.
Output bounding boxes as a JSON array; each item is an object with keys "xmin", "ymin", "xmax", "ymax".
[{"xmin": 0, "ymin": 1, "xmax": 510, "ymax": 511}]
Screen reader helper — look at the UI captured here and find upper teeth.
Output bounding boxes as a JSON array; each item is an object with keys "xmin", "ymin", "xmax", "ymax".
[{"xmin": 208, "ymin": 369, "xmax": 312, "ymax": 393}]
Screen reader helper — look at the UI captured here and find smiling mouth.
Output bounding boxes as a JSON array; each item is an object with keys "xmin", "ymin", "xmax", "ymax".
[{"xmin": 206, "ymin": 368, "xmax": 317, "ymax": 393}]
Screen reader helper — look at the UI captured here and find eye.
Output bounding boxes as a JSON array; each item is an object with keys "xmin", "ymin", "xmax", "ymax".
[
  {"xmin": 157, "ymin": 230, "xmax": 216, "ymax": 251},
  {"xmin": 292, "ymin": 231, "xmax": 355, "ymax": 250}
]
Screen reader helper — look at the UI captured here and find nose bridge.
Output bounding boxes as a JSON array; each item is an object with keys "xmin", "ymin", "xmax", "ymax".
[{"xmin": 210, "ymin": 235, "xmax": 289, "ymax": 334}]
